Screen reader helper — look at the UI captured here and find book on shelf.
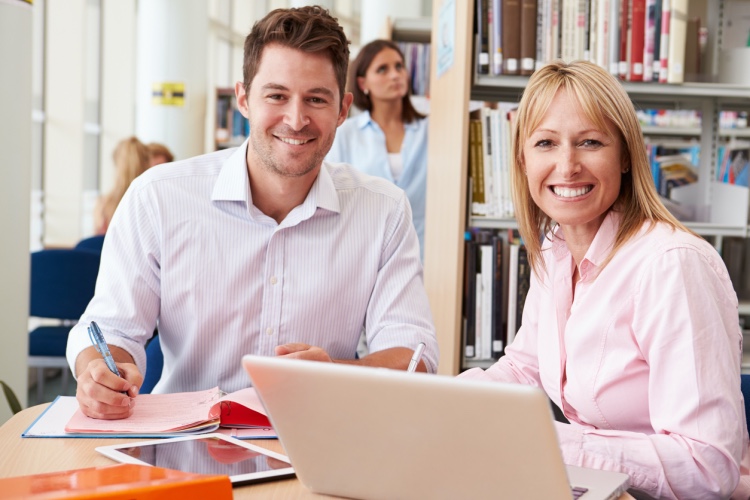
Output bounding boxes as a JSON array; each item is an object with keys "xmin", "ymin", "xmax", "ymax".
[
  {"xmin": 463, "ymin": 238, "xmax": 478, "ymax": 358},
  {"xmin": 618, "ymin": 0, "xmax": 630, "ymax": 78},
  {"xmin": 627, "ymin": 0, "xmax": 646, "ymax": 81},
  {"xmin": 469, "ymin": 118, "xmax": 486, "ymax": 207},
  {"xmin": 515, "ymin": 245, "xmax": 531, "ymax": 344},
  {"xmin": 505, "ymin": 230, "xmax": 531, "ymax": 351},
  {"xmin": 490, "ymin": 234, "xmax": 506, "ymax": 359},
  {"xmin": 0, "ymin": 464, "xmax": 232, "ymax": 500},
  {"xmin": 397, "ymin": 42, "xmax": 432, "ymax": 96},
  {"xmin": 491, "ymin": 0, "xmax": 503, "ymax": 74},
  {"xmin": 683, "ymin": 16, "xmax": 701, "ymax": 79},
  {"xmin": 666, "ymin": 0, "xmax": 687, "ymax": 84},
  {"xmin": 717, "ymin": 143, "xmax": 750, "ymax": 187},
  {"xmin": 655, "ymin": 154, "xmax": 698, "ymax": 198},
  {"xmin": 477, "ymin": 0, "xmax": 491, "ymax": 74},
  {"xmin": 478, "ymin": 236, "xmax": 494, "ymax": 360},
  {"xmin": 608, "ymin": 0, "xmax": 621, "ymax": 75},
  {"xmin": 650, "ymin": 0, "xmax": 663, "ymax": 81},
  {"xmin": 502, "ymin": 0, "xmax": 521, "ymax": 74},
  {"xmin": 463, "ymin": 230, "xmax": 507, "ymax": 363},
  {"xmin": 23, "ymin": 387, "xmax": 276, "ymax": 439},
  {"xmin": 506, "ymin": 243, "xmax": 520, "ymax": 348},
  {"xmin": 520, "ymin": 0, "xmax": 538, "ymax": 75}
]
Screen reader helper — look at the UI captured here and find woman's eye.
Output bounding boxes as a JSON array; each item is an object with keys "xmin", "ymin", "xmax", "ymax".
[
  {"xmin": 581, "ymin": 139, "xmax": 603, "ymax": 148},
  {"xmin": 534, "ymin": 140, "xmax": 552, "ymax": 148}
]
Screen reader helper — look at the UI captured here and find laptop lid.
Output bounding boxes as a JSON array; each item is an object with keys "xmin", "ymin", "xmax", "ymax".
[{"xmin": 242, "ymin": 355, "xmax": 629, "ymax": 500}]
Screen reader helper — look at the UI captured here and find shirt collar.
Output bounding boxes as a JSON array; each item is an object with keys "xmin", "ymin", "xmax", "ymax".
[
  {"xmin": 211, "ymin": 140, "xmax": 250, "ymax": 203},
  {"xmin": 307, "ymin": 162, "xmax": 341, "ymax": 214},
  {"xmin": 210, "ymin": 140, "xmax": 341, "ymax": 220},
  {"xmin": 550, "ymin": 211, "xmax": 620, "ymax": 274}
]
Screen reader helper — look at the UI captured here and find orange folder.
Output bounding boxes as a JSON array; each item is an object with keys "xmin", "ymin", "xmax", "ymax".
[{"xmin": 1, "ymin": 463, "xmax": 232, "ymax": 500}]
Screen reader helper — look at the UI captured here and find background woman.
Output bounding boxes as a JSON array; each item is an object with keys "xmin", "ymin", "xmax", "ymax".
[
  {"xmin": 460, "ymin": 60, "xmax": 749, "ymax": 499},
  {"xmin": 146, "ymin": 142, "xmax": 174, "ymax": 167},
  {"xmin": 93, "ymin": 136, "xmax": 150, "ymax": 235},
  {"xmin": 327, "ymin": 39, "xmax": 428, "ymax": 257}
]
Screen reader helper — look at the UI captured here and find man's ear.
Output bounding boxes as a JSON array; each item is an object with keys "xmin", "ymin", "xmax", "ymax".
[
  {"xmin": 235, "ymin": 81, "xmax": 250, "ymax": 119},
  {"xmin": 338, "ymin": 92, "xmax": 353, "ymax": 126}
]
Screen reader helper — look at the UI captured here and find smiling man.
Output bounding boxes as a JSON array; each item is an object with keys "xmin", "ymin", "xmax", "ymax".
[{"xmin": 66, "ymin": 6, "xmax": 438, "ymax": 420}]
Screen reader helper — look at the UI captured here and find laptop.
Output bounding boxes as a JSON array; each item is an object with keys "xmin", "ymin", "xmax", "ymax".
[{"xmin": 242, "ymin": 355, "xmax": 629, "ymax": 500}]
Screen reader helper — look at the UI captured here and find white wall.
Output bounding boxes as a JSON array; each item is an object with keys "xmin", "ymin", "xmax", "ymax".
[
  {"xmin": 0, "ymin": 0, "xmax": 32, "ymax": 422},
  {"xmin": 43, "ymin": 0, "xmax": 86, "ymax": 246},
  {"xmin": 99, "ymin": 1, "xmax": 137, "ymax": 202}
]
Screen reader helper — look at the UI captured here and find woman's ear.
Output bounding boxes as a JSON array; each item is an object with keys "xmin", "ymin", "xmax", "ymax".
[{"xmin": 356, "ymin": 76, "xmax": 366, "ymax": 94}]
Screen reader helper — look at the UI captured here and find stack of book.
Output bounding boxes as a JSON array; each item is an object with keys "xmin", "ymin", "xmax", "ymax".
[{"xmin": 474, "ymin": 0, "xmax": 697, "ymax": 84}]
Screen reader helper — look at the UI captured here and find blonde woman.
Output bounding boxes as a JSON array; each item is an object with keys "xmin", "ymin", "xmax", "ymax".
[
  {"xmin": 93, "ymin": 137, "xmax": 150, "ymax": 235},
  {"xmin": 460, "ymin": 61, "xmax": 749, "ymax": 499},
  {"xmin": 146, "ymin": 142, "xmax": 174, "ymax": 167}
]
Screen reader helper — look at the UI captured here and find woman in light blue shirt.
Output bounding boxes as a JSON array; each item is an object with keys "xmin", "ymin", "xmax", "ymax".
[{"xmin": 327, "ymin": 40, "xmax": 429, "ymax": 257}]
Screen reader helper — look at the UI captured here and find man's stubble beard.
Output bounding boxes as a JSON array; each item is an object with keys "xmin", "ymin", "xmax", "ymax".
[{"xmin": 250, "ymin": 130, "xmax": 333, "ymax": 178}]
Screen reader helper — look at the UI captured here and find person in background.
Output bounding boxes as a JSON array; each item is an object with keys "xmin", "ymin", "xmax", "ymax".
[
  {"xmin": 327, "ymin": 39, "xmax": 428, "ymax": 257},
  {"xmin": 459, "ymin": 60, "xmax": 749, "ymax": 499},
  {"xmin": 93, "ymin": 136, "xmax": 150, "ymax": 235},
  {"xmin": 67, "ymin": 6, "xmax": 437, "ymax": 420},
  {"xmin": 146, "ymin": 142, "xmax": 174, "ymax": 167}
]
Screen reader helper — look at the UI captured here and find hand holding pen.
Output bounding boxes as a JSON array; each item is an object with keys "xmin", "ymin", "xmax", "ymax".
[{"xmin": 77, "ymin": 321, "xmax": 138, "ymax": 419}]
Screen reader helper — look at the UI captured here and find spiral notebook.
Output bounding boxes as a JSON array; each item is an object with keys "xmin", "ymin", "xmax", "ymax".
[{"xmin": 22, "ymin": 387, "xmax": 276, "ymax": 439}]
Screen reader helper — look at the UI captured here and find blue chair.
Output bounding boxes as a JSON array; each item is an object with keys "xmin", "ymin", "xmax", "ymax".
[
  {"xmin": 29, "ymin": 249, "xmax": 100, "ymax": 400},
  {"xmin": 141, "ymin": 335, "xmax": 163, "ymax": 394},
  {"xmin": 74, "ymin": 235, "xmax": 105, "ymax": 253},
  {"xmin": 742, "ymin": 374, "xmax": 750, "ymax": 433}
]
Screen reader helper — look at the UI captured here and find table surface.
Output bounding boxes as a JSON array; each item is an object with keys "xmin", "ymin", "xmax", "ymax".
[
  {"xmin": 0, "ymin": 404, "xmax": 634, "ymax": 500},
  {"xmin": 0, "ymin": 404, "xmax": 328, "ymax": 499}
]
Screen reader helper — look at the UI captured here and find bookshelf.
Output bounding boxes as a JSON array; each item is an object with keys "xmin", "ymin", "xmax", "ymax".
[
  {"xmin": 385, "ymin": 17, "xmax": 432, "ymax": 99},
  {"xmin": 424, "ymin": 0, "xmax": 750, "ymax": 375},
  {"xmin": 214, "ymin": 87, "xmax": 248, "ymax": 151}
]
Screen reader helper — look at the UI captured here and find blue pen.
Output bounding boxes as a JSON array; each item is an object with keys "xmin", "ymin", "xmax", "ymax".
[{"xmin": 87, "ymin": 321, "xmax": 122, "ymax": 378}]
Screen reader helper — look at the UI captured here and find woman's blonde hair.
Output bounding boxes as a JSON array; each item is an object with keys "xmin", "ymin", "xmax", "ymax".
[
  {"xmin": 511, "ymin": 60, "xmax": 691, "ymax": 277},
  {"xmin": 94, "ymin": 136, "xmax": 150, "ymax": 234}
]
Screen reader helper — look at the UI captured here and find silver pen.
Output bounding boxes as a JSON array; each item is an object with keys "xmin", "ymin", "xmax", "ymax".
[{"xmin": 407, "ymin": 342, "xmax": 426, "ymax": 373}]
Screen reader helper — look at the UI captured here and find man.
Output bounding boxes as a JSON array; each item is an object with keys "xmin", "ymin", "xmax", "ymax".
[{"xmin": 67, "ymin": 6, "xmax": 438, "ymax": 420}]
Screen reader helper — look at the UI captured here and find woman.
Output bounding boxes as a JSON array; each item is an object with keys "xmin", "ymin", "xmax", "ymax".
[
  {"xmin": 93, "ymin": 136, "xmax": 150, "ymax": 235},
  {"xmin": 327, "ymin": 39, "xmax": 428, "ymax": 256},
  {"xmin": 460, "ymin": 60, "xmax": 749, "ymax": 499}
]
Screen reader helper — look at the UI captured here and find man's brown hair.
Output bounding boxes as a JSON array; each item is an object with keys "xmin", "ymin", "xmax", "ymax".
[{"xmin": 242, "ymin": 6, "xmax": 350, "ymax": 104}]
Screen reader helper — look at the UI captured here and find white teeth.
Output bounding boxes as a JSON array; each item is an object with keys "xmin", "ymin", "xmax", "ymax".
[
  {"xmin": 279, "ymin": 137, "xmax": 309, "ymax": 145},
  {"xmin": 553, "ymin": 186, "xmax": 592, "ymax": 198}
]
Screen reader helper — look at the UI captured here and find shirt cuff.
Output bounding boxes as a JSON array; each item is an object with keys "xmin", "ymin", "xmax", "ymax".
[{"xmin": 555, "ymin": 421, "xmax": 585, "ymax": 467}]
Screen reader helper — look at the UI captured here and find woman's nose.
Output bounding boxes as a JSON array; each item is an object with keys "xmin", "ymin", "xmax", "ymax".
[{"xmin": 556, "ymin": 147, "xmax": 581, "ymax": 177}]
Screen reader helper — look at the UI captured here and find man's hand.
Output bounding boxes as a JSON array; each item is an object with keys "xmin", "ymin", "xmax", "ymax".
[
  {"xmin": 75, "ymin": 345, "xmax": 142, "ymax": 420},
  {"xmin": 275, "ymin": 343, "xmax": 333, "ymax": 362}
]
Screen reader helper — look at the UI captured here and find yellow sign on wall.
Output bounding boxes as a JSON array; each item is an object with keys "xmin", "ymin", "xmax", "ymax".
[{"xmin": 152, "ymin": 82, "xmax": 185, "ymax": 106}]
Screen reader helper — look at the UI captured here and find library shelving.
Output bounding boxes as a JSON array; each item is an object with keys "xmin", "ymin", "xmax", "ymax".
[
  {"xmin": 424, "ymin": 0, "xmax": 750, "ymax": 375},
  {"xmin": 214, "ymin": 87, "xmax": 248, "ymax": 151}
]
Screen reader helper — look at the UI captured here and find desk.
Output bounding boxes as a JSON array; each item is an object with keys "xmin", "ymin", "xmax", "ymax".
[
  {"xmin": 0, "ymin": 404, "xmax": 326, "ymax": 499},
  {"xmin": 0, "ymin": 404, "xmax": 634, "ymax": 500}
]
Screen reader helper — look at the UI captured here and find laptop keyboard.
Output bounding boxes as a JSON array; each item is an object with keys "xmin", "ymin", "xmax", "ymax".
[{"xmin": 571, "ymin": 486, "xmax": 589, "ymax": 499}]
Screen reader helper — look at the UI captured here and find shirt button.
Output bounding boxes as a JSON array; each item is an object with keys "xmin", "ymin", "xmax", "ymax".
[
  {"xmin": 270, "ymin": 276, "xmax": 278, "ymax": 285},
  {"xmin": 266, "ymin": 327, "xmax": 273, "ymax": 335}
]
